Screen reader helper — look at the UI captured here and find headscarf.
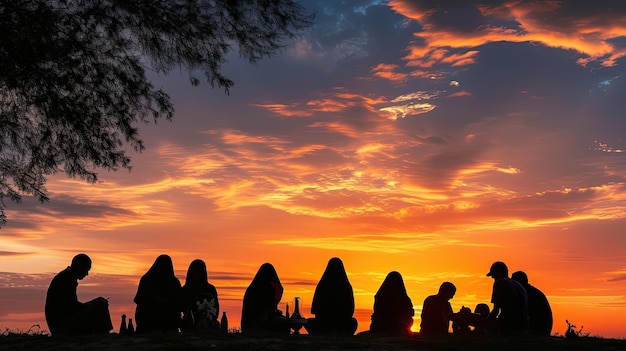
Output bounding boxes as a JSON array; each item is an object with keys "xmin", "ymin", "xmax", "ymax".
[
  {"xmin": 311, "ymin": 257, "xmax": 355, "ymax": 320},
  {"xmin": 241, "ymin": 263, "xmax": 283, "ymax": 332},
  {"xmin": 370, "ymin": 271, "xmax": 414, "ymax": 333},
  {"xmin": 181, "ymin": 259, "xmax": 219, "ymax": 323}
]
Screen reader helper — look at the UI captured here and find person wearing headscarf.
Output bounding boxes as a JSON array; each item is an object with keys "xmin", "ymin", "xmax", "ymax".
[
  {"xmin": 134, "ymin": 254, "xmax": 182, "ymax": 333},
  {"xmin": 241, "ymin": 262, "xmax": 285, "ymax": 333},
  {"xmin": 180, "ymin": 259, "xmax": 220, "ymax": 333},
  {"xmin": 306, "ymin": 257, "xmax": 358, "ymax": 335},
  {"xmin": 369, "ymin": 271, "xmax": 414, "ymax": 335}
]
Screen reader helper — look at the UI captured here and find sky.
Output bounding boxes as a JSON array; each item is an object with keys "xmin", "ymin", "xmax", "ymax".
[{"xmin": 2, "ymin": 0, "xmax": 626, "ymax": 338}]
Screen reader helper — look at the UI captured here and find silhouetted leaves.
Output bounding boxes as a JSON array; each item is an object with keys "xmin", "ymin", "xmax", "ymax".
[{"xmin": 0, "ymin": 0, "xmax": 313, "ymax": 225}]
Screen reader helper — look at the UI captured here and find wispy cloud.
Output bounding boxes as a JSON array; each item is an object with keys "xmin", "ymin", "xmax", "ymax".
[
  {"xmin": 264, "ymin": 233, "xmax": 496, "ymax": 253},
  {"xmin": 389, "ymin": 0, "xmax": 626, "ymax": 68}
]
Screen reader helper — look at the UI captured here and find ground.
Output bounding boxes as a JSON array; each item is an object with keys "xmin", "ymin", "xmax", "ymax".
[{"xmin": 1, "ymin": 333, "xmax": 626, "ymax": 351}]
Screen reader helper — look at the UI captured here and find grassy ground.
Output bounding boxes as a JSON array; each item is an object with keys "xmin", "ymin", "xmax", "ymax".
[{"xmin": 1, "ymin": 332, "xmax": 626, "ymax": 351}]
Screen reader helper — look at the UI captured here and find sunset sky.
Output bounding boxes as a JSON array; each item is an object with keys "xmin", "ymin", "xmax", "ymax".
[{"xmin": 2, "ymin": 0, "xmax": 626, "ymax": 338}]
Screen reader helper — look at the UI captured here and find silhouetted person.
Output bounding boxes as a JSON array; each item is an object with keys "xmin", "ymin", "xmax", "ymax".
[
  {"xmin": 512, "ymin": 271, "xmax": 552, "ymax": 336},
  {"xmin": 420, "ymin": 282, "xmax": 455, "ymax": 336},
  {"xmin": 471, "ymin": 303, "xmax": 491, "ymax": 335},
  {"xmin": 45, "ymin": 254, "xmax": 113, "ymax": 335},
  {"xmin": 450, "ymin": 305, "xmax": 475, "ymax": 335},
  {"xmin": 134, "ymin": 254, "xmax": 181, "ymax": 333},
  {"xmin": 241, "ymin": 263, "xmax": 286, "ymax": 333},
  {"xmin": 474, "ymin": 303, "xmax": 490, "ymax": 318},
  {"xmin": 180, "ymin": 259, "xmax": 219, "ymax": 333},
  {"xmin": 483, "ymin": 261, "xmax": 529, "ymax": 335},
  {"xmin": 306, "ymin": 257, "xmax": 358, "ymax": 335},
  {"xmin": 369, "ymin": 271, "xmax": 414, "ymax": 335}
]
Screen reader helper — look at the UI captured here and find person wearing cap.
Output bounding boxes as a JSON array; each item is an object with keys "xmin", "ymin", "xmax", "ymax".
[
  {"xmin": 45, "ymin": 254, "xmax": 113, "ymax": 335},
  {"xmin": 511, "ymin": 271, "xmax": 553, "ymax": 336},
  {"xmin": 483, "ymin": 261, "xmax": 529, "ymax": 335}
]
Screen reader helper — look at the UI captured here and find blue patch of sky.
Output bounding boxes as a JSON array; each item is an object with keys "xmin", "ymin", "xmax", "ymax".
[{"xmin": 353, "ymin": 0, "xmax": 388, "ymax": 15}]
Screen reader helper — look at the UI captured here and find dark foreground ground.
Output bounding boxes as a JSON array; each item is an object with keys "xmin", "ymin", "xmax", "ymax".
[{"xmin": 2, "ymin": 332, "xmax": 626, "ymax": 351}]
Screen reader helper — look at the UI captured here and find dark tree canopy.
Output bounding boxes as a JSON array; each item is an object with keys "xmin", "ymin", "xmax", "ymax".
[{"xmin": 0, "ymin": 0, "xmax": 313, "ymax": 225}]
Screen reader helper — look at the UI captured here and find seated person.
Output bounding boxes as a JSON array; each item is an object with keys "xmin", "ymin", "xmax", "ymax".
[
  {"xmin": 241, "ymin": 263, "xmax": 288, "ymax": 333},
  {"xmin": 420, "ymin": 282, "xmax": 456, "ymax": 336},
  {"xmin": 369, "ymin": 271, "xmax": 414, "ymax": 335},
  {"xmin": 450, "ymin": 306, "xmax": 476, "ymax": 334},
  {"xmin": 512, "ymin": 271, "xmax": 552, "ymax": 336},
  {"xmin": 471, "ymin": 303, "xmax": 491, "ymax": 334},
  {"xmin": 474, "ymin": 303, "xmax": 490, "ymax": 318},
  {"xmin": 134, "ymin": 254, "xmax": 182, "ymax": 333},
  {"xmin": 180, "ymin": 259, "xmax": 220, "ymax": 333},
  {"xmin": 45, "ymin": 254, "xmax": 113, "ymax": 336},
  {"xmin": 306, "ymin": 257, "xmax": 358, "ymax": 335}
]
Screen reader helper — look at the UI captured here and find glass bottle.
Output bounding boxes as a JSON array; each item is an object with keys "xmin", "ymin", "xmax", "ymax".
[
  {"xmin": 291, "ymin": 297, "xmax": 303, "ymax": 319},
  {"xmin": 220, "ymin": 311, "xmax": 228, "ymax": 334},
  {"xmin": 119, "ymin": 314, "xmax": 127, "ymax": 334}
]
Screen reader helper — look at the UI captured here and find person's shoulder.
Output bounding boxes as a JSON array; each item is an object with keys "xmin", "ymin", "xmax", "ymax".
[
  {"xmin": 527, "ymin": 283, "xmax": 540, "ymax": 291},
  {"xmin": 494, "ymin": 277, "xmax": 517, "ymax": 292},
  {"xmin": 53, "ymin": 267, "xmax": 74, "ymax": 280},
  {"xmin": 528, "ymin": 284, "xmax": 547, "ymax": 297},
  {"xmin": 509, "ymin": 278, "xmax": 527, "ymax": 290},
  {"xmin": 493, "ymin": 278, "xmax": 509, "ymax": 286},
  {"xmin": 423, "ymin": 294, "xmax": 438, "ymax": 303},
  {"xmin": 196, "ymin": 282, "xmax": 217, "ymax": 294},
  {"xmin": 48, "ymin": 268, "xmax": 77, "ymax": 292}
]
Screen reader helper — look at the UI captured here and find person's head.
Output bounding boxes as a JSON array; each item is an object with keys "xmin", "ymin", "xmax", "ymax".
[
  {"xmin": 438, "ymin": 281, "xmax": 456, "ymax": 300},
  {"xmin": 320, "ymin": 257, "xmax": 349, "ymax": 282},
  {"xmin": 511, "ymin": 271, "xmax": 529, "ymax": 286},
  {"xmin": 253, "ymin": 262, "xmax": 280, "ymax": 284},
  {"xmin": 486, "ymin": 261, "xmax": 508, "ymax": 279},
  {"xmin": 326, "ymin": 257, "xmax": 345, "ymax": 272},
  {"xmin": 70, "ymin": 253, "xmax": 92, "ymax": 280},
  {"xmin": 316, "ymin": 257, "xmax": 351, "ymax": 294},
  {"xmin": 377, "ymin": 271, "xmax": 407, "ymax": 297},
  {"xmin": 248, "ymin": 262, "xmax": 282, "ymax": 304},
  {"xmin": 185, "ymin": 259, "xmax": 208, "ymax": 285},
  {"xmin": 474, "ymin": 303, "xmax": 490, "ymax": 317},
  {"xmin": 147, "ymin": 254, "xmax": 175, "ymax": 277},
  {"xmin": 381, "ymin": 271, "xmax": 403, "ymax": 288}
]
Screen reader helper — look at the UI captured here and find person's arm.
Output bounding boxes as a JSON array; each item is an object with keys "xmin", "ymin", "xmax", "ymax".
[
  {"xmin": 86, "ymin": 296, "xmax": 108, "ymax": 304},
  {"xmin": 211, "ymin": 285, "xmax": 220, "ymax": 317},
  {"xmin": 484, "ymin": 280, "xmax": 501, "ymax": 322},
  {"xmin": 485, "ymin": 303, "xmax": 499, "ymax": 321},
  {"xmin": 133, "ymin": 277, "xmax": 151, "ymax": 304},
  {"xmin": 72, "ymin": 285, "xmax": 84, "ymax": 308}
]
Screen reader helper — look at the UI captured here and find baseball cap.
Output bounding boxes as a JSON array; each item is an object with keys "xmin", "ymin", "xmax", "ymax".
[{"xmin": 486, "ymin": 261, "xmax": 508, "ymax": 277}]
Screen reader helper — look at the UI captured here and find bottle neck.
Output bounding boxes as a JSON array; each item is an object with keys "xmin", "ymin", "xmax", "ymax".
[{"xmin": 292, "ymin": 298, "xmax": 302, "ymax": 319}]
